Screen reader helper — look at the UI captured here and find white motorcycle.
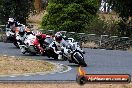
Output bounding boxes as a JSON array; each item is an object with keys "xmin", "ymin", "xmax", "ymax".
[
  {"xmin": 5, "ymin": 27, "xmax": 20, "ymax": 48},
  {"xmin": 6, "ymin": 28, "xmax": 14, "ymax": 38},
  {"xmin": 19, "ymin": 33, "xmax": 40, "ymax": 55},
  {"xmin": 62, "ymin": 38, "xmax": 87, "ymax": 67},
  {"xmin": 48, "ymin": 37, "xmax": 87, "ymax": 67},
  {"xmin": 15, "ymin": 25, "xmax": 27, "ymax": 48}
]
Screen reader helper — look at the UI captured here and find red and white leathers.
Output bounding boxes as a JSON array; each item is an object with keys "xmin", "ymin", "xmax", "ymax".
[{"xmin": 36, "ymin": 33, "xmax": 47, "ymax": 55}]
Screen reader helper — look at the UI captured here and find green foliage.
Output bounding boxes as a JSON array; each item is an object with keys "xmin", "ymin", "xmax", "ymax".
[
  {"xmin": 108, "ymin": 0, "xmax": 132, "ymax": 21},
  {"xmin": 0, "ymin": 0, "xmax": 34, "ymax": 24},
  {"xmin": 108, "ymin": 0, "xmax": 132, "ymax": 37},
  {"xmin": 117, "ymin": 19, "xmax": 132, "ymax": 37},
  {"xmin": 86, "ymin": 16, "xmax": 119, "ymax": 36},
  {"xmin": 41, "ymin": 0, "xmax": 99, "ymax": 32}
]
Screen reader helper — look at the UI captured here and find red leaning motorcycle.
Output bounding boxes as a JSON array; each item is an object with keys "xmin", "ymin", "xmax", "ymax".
[
  {"xmin": 19, "ymin": 34, "xmax": 41, "ymax": 55},
  {"xmin": 20, "ymin": 33, "xmax": 53, "ymax": 55}
]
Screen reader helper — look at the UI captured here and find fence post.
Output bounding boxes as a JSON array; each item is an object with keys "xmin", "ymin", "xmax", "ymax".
[
  {"xmin": 67, "ymin": 32, "xmax": 76, "ymax": 39},
  {"xmin": 77, "ymin": 33, "xmax": 85, "ymax": 48},
  {"xmin": 100, "ymin": 35, "xmax": 109, "ymax": 47},
  {"xmin": 87, "ymin": 34, "xmax": 96, "ymax": 42}
]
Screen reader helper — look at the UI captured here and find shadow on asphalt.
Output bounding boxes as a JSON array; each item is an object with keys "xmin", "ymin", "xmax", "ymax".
[
  {"xmin": 68, "ymin": 64, "xmax": 79, "ymax": 67},
  {"xmin": 24, "ymin": 54, "xmax": 40, "ymax": 56},
  {"xmin": 45, "ymin": 58, "xmax": 64, "ymax": 61}
]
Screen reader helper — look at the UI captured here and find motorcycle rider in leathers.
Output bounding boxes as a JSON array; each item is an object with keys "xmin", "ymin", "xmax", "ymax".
[
  {"xmin": 17, "ymin": 25, "xmax": 34, "ymax": 53},
  {"xmin": 49, "ymin": 32, "xmax": 69, "ymax": 60},
  {"xmin": 6, "ymin": 18, "xmax": 19, "ymax": 40},
  {"xmin": 36, "ymin": 33, "xmax": 47, "ymax": 55},
  {"xmin": 16, "ymin": 25, "xmax": 26, "ymax": 45},
  {"xmin": 16, "ymin": 24, "xmax": 31, "ymax": 45}
]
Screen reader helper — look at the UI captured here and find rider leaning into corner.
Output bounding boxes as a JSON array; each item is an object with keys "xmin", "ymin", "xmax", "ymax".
[
  {"xmin": 6, "ymin": 17, "xmax": 30, "ymax": 35},
  {"xmin": 6, "ymin": 18, "xmax": 19, "ymax": 29},
  {"xmin": 6, "ymin": 18, "xmax": 20, "ymax": 39},
  {"xmin": 15, "ymin": 25, "xmax": 27, "ymax": 45},
  {"xmin": 49, "ymin": 32, "xmax": 69, "ymax": 60},
  {"xmin": 35, "ymin": 32, "xmax": 47, "ymax": 55}
]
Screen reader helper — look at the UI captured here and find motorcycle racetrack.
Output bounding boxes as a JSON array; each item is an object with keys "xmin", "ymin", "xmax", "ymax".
[{"xmin": 0, "ymin": 42, "xmax": 132, "ymax": 81}]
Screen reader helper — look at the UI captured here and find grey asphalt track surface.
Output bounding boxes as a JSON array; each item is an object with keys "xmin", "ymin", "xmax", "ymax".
[{"xmin": 0, "ymin": 42, "xmax": 132, "ymax": 81}]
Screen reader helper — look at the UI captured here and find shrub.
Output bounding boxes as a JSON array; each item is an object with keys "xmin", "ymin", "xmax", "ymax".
[
  {"xmin": 0, "ymin": 0, "xmax": 34, "ymax": 24},
  {"xmin": 41, "ymin": 0, "xmax": 99, "ymax": 32},
  {"xmin": 86, "ymin": 15, "xmax": 120, "ymax": 36}
]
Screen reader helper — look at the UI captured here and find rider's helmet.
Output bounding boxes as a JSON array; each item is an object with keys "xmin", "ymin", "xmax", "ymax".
[
  {"xmin": 8, "ymin": 18, "xmax": 15, "ymax": 26},
  {"xmin": 55, "ymin": 32, "xmax": 63, "ymax": 43},
  {"xmin": 36, "ymin": 31, "xmax": 42, "ymax": 40}
]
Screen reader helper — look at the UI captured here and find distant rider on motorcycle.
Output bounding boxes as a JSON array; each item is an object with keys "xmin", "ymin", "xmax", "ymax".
[
  {"xmin": 6, "ymin": 18, "xmax": 19, "ymax": 30},
  {"xmin": 6, "ymin": 18, "xmax": 20, "ymax": 39},
  {"xmin": 49, "ymin": 32, "xmax": 69, "ymax": 60}
]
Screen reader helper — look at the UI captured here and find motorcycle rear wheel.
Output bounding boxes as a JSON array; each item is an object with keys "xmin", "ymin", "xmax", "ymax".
[{"xmin": 45, "ymin": 48, "xmax": 58, "ymax": 60}]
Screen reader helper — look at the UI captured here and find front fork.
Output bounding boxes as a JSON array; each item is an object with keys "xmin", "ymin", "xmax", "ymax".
[{"xmin": 76, "ymin": 47, "xmax": 85, "ymax": 54}]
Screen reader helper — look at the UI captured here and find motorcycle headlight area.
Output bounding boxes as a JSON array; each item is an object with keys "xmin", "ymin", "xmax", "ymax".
[
  {"xmin": 73, "ymin": 52, "xmax": 83, "ymax": 59},
  {"xmin": 70, "ymin": 44, "xmax": 76, "ymax": 50}
]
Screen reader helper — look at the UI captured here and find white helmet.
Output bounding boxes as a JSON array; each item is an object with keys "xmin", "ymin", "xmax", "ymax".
[
  {"xmin": 55, "ymin": 32, "xmax": 63, "ymax": 42},
  {"xmin": 55, "ymin": 32, "xmax": 62, "ymax": 37},
  {"xmin": 8, "ymin": 18, "xmax": 15, "ymax": 22}
]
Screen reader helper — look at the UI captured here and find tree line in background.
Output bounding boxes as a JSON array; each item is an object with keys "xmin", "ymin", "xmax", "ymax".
[
  {"xmin": 0, "ymin": 0, "xmax": 131, "ymax": 37},
  {"xmin": 41, "ymin": 0, "xmax": 132, "ymax": 37},
  {"xmin": 0, "ymin": 0, "xmax": 34, "ymax": 24},
  {"xmin": 108, "ymin": 0, "xmax": 132, "ymax": 37},
  {"xmin": 34, "ymin": 0, "xmax": 48, "ymax": 12}
]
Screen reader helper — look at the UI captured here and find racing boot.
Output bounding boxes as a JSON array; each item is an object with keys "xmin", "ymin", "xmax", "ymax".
[
  {"xmin": 58, "ymin": 54, "xmax": 63, "ymax": 60},
  {"xmin": 39, "ymin": 46, "xmax": 46, "ymax": 56},
  {"xmin": 19, "ymin": 45, "xmax": 26, "ymax": 54}
]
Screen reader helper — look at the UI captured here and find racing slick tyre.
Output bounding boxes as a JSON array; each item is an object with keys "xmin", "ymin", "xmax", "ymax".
[
  {"xmin": 45, "ymin": 48, "xmax": 58, "ymax": 60},
  {"xmin": 13, "ymin": 42, "xmax": 20, "ymax": 48},
  {"xmin": 72, "ymin": 51, "xmax": 87, "ymax": 67}
]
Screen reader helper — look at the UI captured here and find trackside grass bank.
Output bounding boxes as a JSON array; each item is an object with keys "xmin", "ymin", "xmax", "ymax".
[{"xmin": 0, "ymin": 55, "xmax": 55, "ymax": 75}]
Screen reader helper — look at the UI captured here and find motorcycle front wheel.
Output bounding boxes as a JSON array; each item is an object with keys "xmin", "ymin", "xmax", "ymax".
[
  {"xmin": 13, "ymin": 42, "xmax": 19, "ymax": 48},
  {"xmin": 72, "ymin": 51, "xmax": 87, "ymax": 67}
]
